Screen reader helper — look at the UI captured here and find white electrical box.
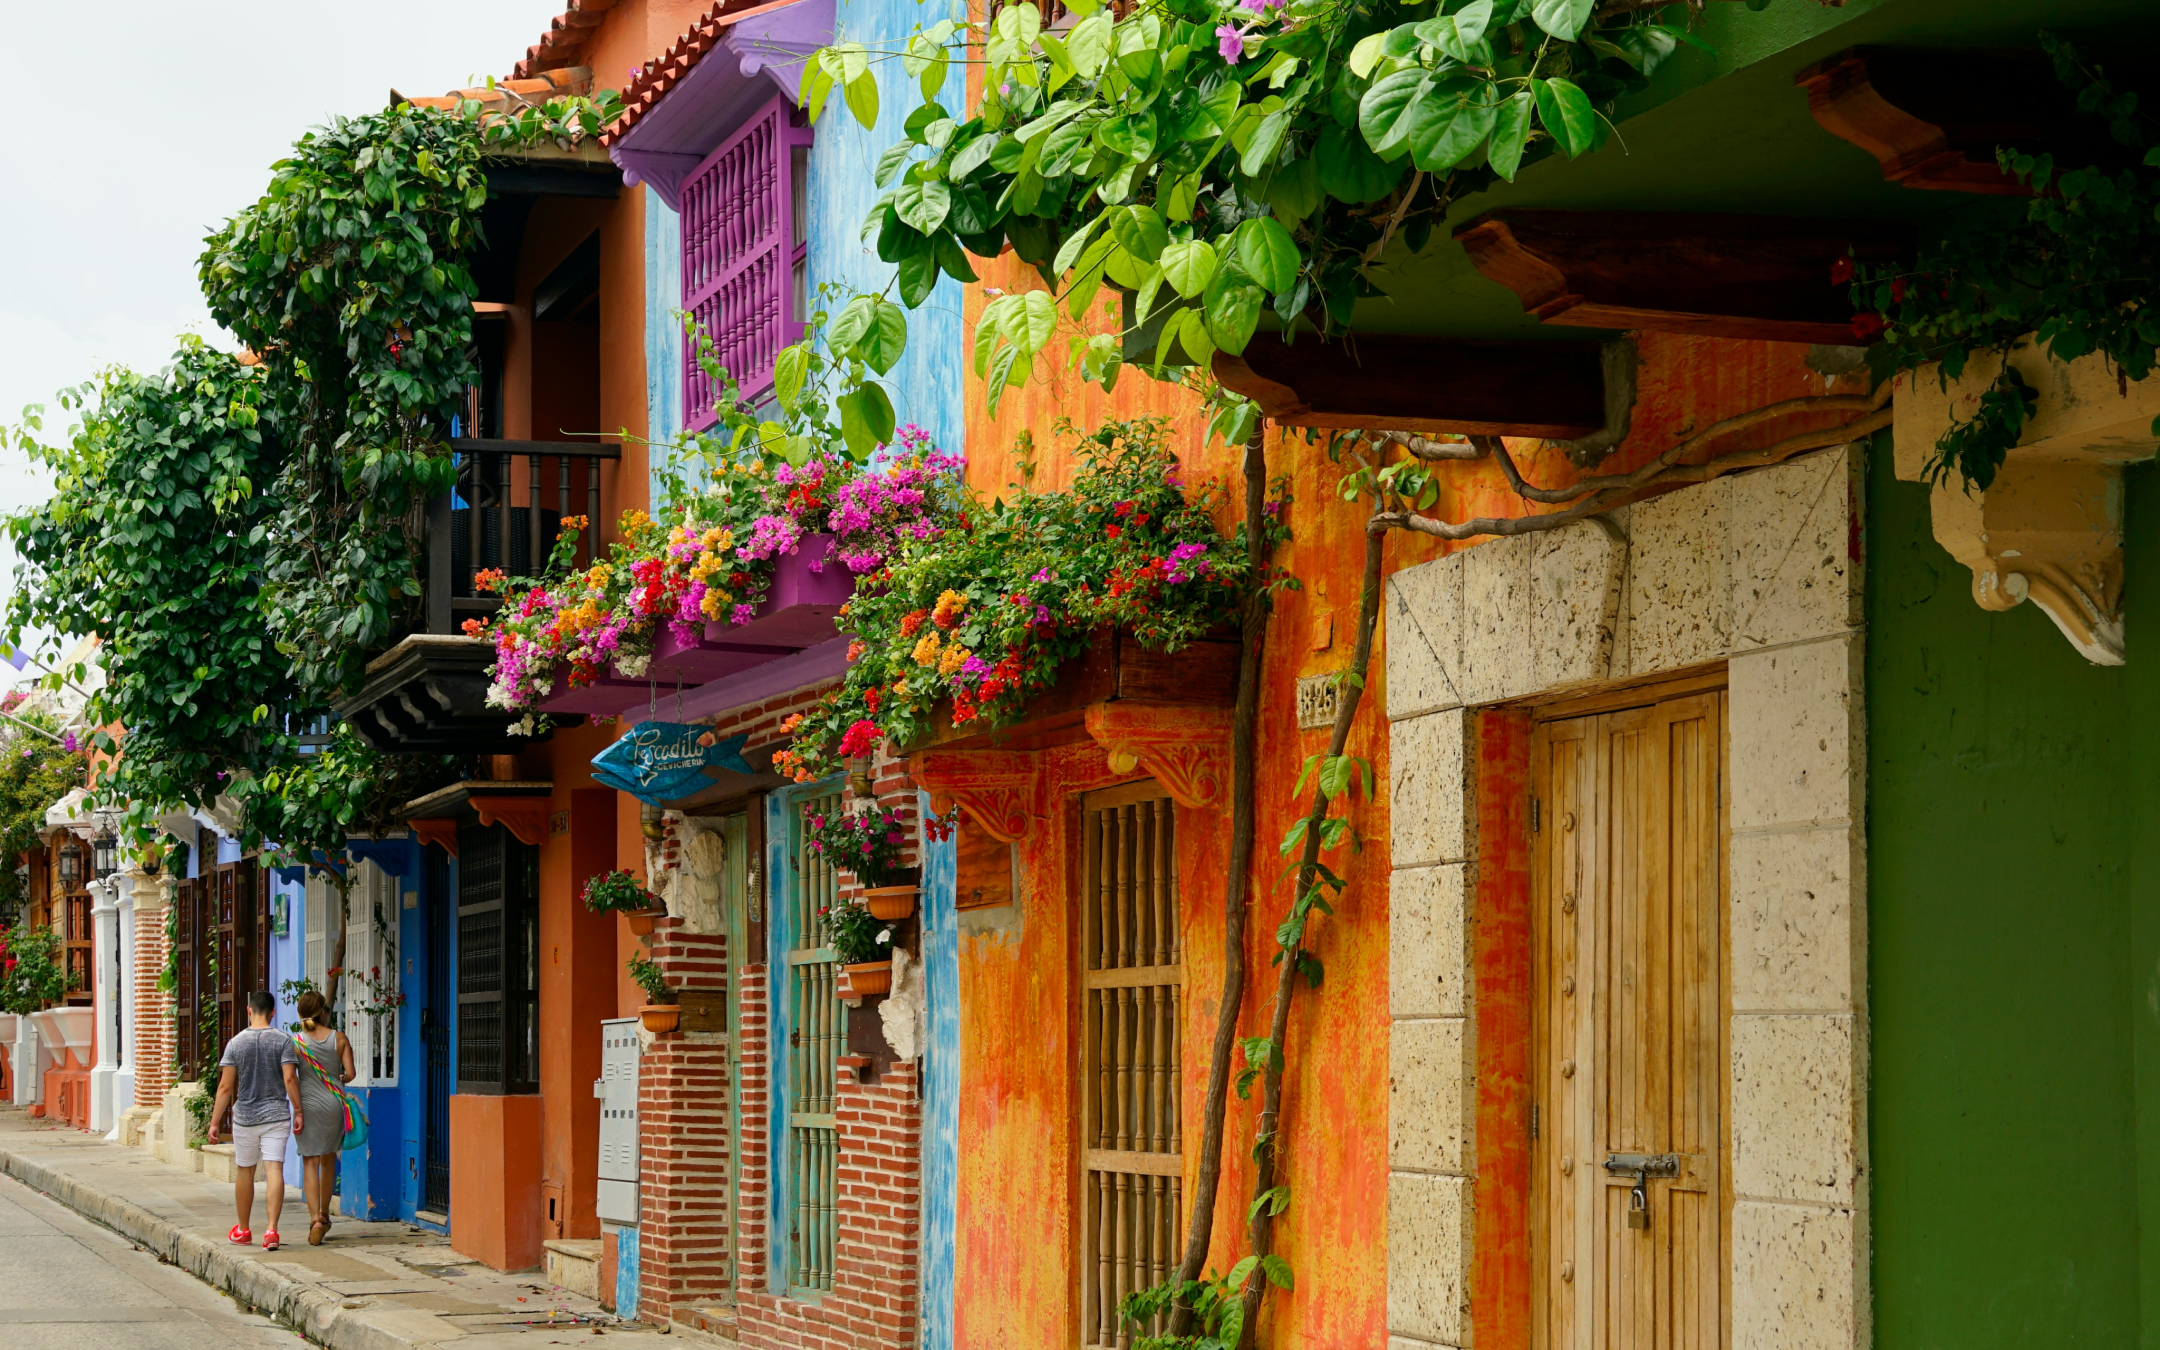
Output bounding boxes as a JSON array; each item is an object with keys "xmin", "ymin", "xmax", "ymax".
[{"xmin": 595, "ymin": 1016, "xmax": 640, "ymax": 1225}]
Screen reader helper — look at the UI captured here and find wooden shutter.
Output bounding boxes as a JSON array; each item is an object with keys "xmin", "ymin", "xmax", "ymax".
[
  {"xmin": 173, "ymin": 876, "xmax": 203, "ymax": 1075},
  {"xmin": 786, "ymin": 790, "xmax": 845, "ymax": 1294},
  {"xmin": 1532, "ymin": 687, "xmax": 1726, "ymax": 1350},
  {"xmin": 680, "ymin": 96, "xmax": 811, "ymax": 425},
  {"xmin": 1080, "ymin": 783, "xmax": 1183, "ymax": 1349},
  {"xmin": 458, "ymin": 823, "xmax": 538, "ymax": 1095}
]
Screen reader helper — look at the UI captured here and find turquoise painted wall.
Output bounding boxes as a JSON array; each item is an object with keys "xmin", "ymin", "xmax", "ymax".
[
  {"xmin": 807, "ymin": 0, "xmax": 967, "ymax": 461},
  {"xmin": 1867, "ymin": 436, "xmax": 2148, "ymax": 1346}
]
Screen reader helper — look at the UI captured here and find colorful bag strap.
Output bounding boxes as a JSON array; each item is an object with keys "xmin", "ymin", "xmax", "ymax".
[{"xmin": 292, "ymin": 1031, "xmax": 364, "ymax": 1135}]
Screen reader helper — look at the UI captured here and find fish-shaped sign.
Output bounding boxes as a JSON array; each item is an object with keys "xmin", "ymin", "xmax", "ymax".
[{"xmin": 591, "ymin": 722, "xmax": 756, "ymax": 806}]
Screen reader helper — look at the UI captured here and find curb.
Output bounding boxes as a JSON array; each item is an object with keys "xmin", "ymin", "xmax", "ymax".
[{"xmin": 0, "ymin": 1145, "xmax": 430, "ymax": 1350}]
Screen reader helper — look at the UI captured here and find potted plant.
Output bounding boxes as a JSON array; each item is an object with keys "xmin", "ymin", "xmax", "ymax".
[
  {"xmin": 823, "ymin": 898, "xmax": 894, "ymax": 998},
  {"xmin": 585, "ymin": 869, "xmax": 669, "ymax": 938},
  {"xmin": 807, "ymin": 805, "xmax": 920, "ymax": 919},
  {"xmin": 628, "ymin": 954, "xmax": 679, "ymax": 1034}
]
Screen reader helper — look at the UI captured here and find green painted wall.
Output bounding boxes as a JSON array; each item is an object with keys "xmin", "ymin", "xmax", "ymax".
[{"xmin": 1867, "ymin": 436, "xmax": 2146, "ymax": 1346}]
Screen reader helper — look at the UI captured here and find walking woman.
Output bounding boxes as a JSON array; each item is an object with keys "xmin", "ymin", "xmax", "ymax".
[{"xmin": 291, "ymin": 990, "xmax": 354, "ymax": 1246}]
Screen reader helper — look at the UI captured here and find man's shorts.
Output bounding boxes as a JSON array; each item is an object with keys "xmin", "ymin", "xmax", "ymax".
[{"xmin": 232, "ymin": 1118, "xmax": 291, "ymax": 1167}]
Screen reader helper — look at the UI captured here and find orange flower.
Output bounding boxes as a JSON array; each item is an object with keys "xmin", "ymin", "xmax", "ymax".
[
  {"xmin": 931, "ymin": 589, "xmax": 968, "ymax": 629},
  {"xmin": 899, "ymin": 609, "xmax": 928, "ymax": 637}
]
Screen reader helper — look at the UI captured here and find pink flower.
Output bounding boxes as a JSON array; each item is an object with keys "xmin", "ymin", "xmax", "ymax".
[{"xmin": 1217, "ymin": 24, "xmax": 1246, "ymax": 62}]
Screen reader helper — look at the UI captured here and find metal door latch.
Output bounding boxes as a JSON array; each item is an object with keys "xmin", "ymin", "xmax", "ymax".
[{"xmin": 1603, "ymin": 1154, "xmax": 1679, "ymax": 1232}]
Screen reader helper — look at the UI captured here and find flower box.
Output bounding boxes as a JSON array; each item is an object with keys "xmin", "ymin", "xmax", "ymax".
[
  {"xmin": 623, "ymin": 905, "xmax": 669, "ymax": 938},
  {"xmin": 638, "ymin": 1003, "xmax": 681, "ymax": 1034},
  {"xmin": 535, "ymin": 535, "xmax": 855, "ymax": 719},
  {"xmin": 907, "ymin": 626, "xmax": 1240, "ymax": 754},
  {"xmin": 838, "ymin": 961, "xmax": 892, "ymax": 999},
  {"xmin": 860, "ymin": 884, "xmax": 918, "ymax": 921}
]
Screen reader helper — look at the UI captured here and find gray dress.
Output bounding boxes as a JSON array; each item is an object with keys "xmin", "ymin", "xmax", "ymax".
[{"xmin": 293, "ymin": 1030, "xmax": 347, "ymax": 1158}]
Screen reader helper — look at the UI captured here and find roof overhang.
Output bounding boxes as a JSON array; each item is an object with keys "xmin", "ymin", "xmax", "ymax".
[{"xmin": 608, "ymin": 0, "xmax": 833, "ymax": 211}]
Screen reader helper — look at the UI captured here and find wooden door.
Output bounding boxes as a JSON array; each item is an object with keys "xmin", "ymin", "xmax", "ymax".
[{"xmin": 1533, "ymin": 686, "xmax": 1726, "ymax": 1350}]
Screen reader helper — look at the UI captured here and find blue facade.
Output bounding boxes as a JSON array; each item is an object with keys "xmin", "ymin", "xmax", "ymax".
[
  {"xmin": 809, "ymin": 0, "xmax": 968, "ymax": 460},
  {"xmin": 916, "ymin": 794, "xmax": 959, "ymax": 1350}
]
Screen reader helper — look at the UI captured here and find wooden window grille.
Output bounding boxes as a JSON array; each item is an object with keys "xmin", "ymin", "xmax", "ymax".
[
  {"xmin": 681, "ymin": 95, "xmax": 814, "ymax": 427},
  {"xmin": 458, "ymin": 824, "xmax": 540, "ymax": 1095},
  {"xmin": 786, "ymin": 790, "xmax": 846, "ymax": 1295},
  {"xmin": 63, "ymin": 883, "xmax": 91, "ymax": 1003},
  {"xmin": 173, "ymin": 875, "xmax": 204, "ymax": 1074},
  {"xmin": 210, "ymin": 860, "xmax": 262, "ymax": 1047},
  {"xmin": 1081, "ymin": 783, "xmax": 1183, "ymax": 1349}
]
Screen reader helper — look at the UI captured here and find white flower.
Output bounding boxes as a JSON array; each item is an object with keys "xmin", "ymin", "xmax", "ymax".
[
  {"xmin": 877, "ymin": 927, "xmax": 893, "ymax": 945},
  {"xmin": 616, "ymin": 652, "xmax": 652, "ymax": 678}
]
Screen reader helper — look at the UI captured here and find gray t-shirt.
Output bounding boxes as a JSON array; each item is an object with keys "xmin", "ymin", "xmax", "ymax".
[{"xmin": 218, "ymin": 1027, "xmax": 299, "ymax": 1127}]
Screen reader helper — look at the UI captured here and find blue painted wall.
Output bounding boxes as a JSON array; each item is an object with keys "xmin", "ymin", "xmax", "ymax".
[
  {"xmin": 916, "ymin": 792, "xmax": 958, "ymax": 1350},
  {"xmin": 763, "ymin": 786, "xmax": 800, "ymax": 1296},
  {"xmin": 645, "ymin": 187, "xmax": 685, "ymax": 502},
  {"xmin": 809, "ymin": 0, "xmax": 968, "ymax": 460},
  {"xmin": 615, "ymin": 1223, "xmax": 642, "ymax": 1315}
]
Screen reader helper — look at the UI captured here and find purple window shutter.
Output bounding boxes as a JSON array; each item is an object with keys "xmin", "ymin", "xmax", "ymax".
[{"xmin": 680, "ymin": 96, "xmax": 814, "ymax": 431}]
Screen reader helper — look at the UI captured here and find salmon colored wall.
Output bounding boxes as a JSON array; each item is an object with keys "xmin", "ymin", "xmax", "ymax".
[
  {"xmin": 450, "ymin": 1091, "xmax": 546, "ymax": 1269},
  {"xmin": 952, "ymin": 746, "xmax": 1232, "ymax": 1348},
  {"xmin": 537, "ymin": 781, "xmax": 625, "ymax": 1241},
  {"xmin": 1473, "ymin": 710, "xmax": 1533, "ymax": 1348},
  {"xmin": 954, "ymin": 232, "xmax": 1866, "ymax": 1342}
]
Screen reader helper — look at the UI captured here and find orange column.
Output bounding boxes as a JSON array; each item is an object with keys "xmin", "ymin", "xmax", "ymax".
[
  {"xmin": 451, "ymin": 1093, "xmax": 546, "ymax": 1270},
  {"xmin": 1473, "ymin": 709, "xmax": 1534, "ymax": 1345},
  {"xmin": 539, "ymin": 785, "xmax": 623, "ymax": 1240}
]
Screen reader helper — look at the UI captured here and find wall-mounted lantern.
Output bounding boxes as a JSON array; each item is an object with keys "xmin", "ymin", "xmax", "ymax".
[
  {"xmin": 58, "ymin": 840, "xmax": 81, "ymax": 887},
  {"xmin": 92, "ymin": 831, "xmax": 117, "ymax": 880}
]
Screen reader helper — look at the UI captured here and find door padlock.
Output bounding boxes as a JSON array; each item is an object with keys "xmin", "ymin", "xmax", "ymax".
[{"xmin": 1626, "ymin": 1176, "xmax": 1650, "ymax": 1230}]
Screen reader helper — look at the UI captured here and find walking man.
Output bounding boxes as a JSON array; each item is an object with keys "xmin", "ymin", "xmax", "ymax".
[{"xmin": 206, "ymin": 990, "xmax": 304, "ymax": 1250}]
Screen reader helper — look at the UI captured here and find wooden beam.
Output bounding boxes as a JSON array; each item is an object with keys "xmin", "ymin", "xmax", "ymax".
[
  {"xmin": 1454, "ymin": 209, "xmax": 1911, "ymax": 345},
  {"xmin": 1212, "ymin": 333, "xmax": 1605, "ymax": 437},
  {"xmin": 1796, "ymin": 47, "xmax": 2156, "ymax": 195}
]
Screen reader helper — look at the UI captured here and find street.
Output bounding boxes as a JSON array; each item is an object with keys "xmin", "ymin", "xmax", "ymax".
[{"xmin": 0, "ymin": 1170, "xmax": 305, "ymax": 1350}]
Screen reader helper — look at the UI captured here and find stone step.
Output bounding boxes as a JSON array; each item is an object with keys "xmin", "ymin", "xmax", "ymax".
[{"xmin": 543, "ymin": 1238, "xmax": 603, "ymax": 1300}]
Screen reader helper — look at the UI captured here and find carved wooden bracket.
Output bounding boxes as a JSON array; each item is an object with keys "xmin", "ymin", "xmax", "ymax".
[
  {"xmin": 1894, "ymin": 340, "xmax": 2160, "ymax": 665},
  {"xmin": 475, "ymin": 795, "xmax": 552, "ymax": 848},
  {"xmin": 1455, "ymin": 209, "xmax": 1911, "ymax": 345},
  {"xmin": 407, "ymin": 817, "xmax": 460, "ymax": 858},
  {"xmin": 1083, "ymin": 702, "xmax": 1233, "ymax": 810},
  {"xmin": 907, "ymin": 749, "xmax": 1043, "ymax": 843}
]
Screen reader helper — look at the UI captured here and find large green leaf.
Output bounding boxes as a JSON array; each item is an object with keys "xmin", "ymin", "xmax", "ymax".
[
  {"xmin": 1015, "ymin": 289, "xmax": 1059, "ymax": 353},
  {"xmin": 837, "ymin": 383, "xmax": 897, "ymax": 457},
  {"xmin": 1358, "ymin": 69, "xmax": 1432, "ymax": 162},
  {"xmin": 894, "ymin": 179, "xmax": 952, "ymax": 233},
  {"xmin": 1413, "ymin": 0, "xmax": 1493, "ymax": 63},
  {"xmin": 1110, "ymin": 204, "xmax": 1169, "ymax": 264},
  {"xmin": 1534, "ymin": 76, "xmax": 1597, "ymax": 157},
  {"xmin": 1237, "ymin": 217, "xmax": 1300, "ymax": 295},
  {"xmin": 1404, "ymin": 77, "xmax": 1497, "ymax": 172},
  {"xmin": 1161, "ymin": 239, "xmax": 1219, "ymax": 298},
  {"xmin": 1527, "ymin": 0, "xmax": 1593, "ymax": 41},
  {"xmin": 1240, "ymin": 107, "xmax": 1293, "ymax": 176},
  {"xmin": 1488, "ymin": 90, "xmax": 1534, "ymax": 181},
  {"xmin": 1205, "ymin": 272, "xmax": 1265, "ymax": 355},
  {"xmin": 1316, "ymin": 121, "xmax": 1405, "ymax": 203}
]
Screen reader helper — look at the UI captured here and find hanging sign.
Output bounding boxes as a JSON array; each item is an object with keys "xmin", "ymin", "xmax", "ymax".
[{"xmin": 592, "ymin": 722, "xmax": 756, "ymax": 806}]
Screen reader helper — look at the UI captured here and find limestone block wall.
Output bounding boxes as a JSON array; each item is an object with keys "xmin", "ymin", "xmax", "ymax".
[{"xmin": 1383, "ymin": 446, "xmax": 1868, "ymax": 1350}]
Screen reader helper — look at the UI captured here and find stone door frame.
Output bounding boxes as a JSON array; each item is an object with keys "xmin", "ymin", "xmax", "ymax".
[{"xmin": 1384, "ymin": 446, "xmax": 1868, "ymax": 1350}]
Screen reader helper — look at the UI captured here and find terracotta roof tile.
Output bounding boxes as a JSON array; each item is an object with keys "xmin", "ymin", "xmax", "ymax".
[
  {"xmin": 392, "ymin": 66, "xmax": 594, "ymax": 122},
  {"xmin": 513, "ymin": 0, "xmax": 626, "ymax": 80},
  {"xmin": 600, "ymin": 0, "xmax": 788, "ymax": 148}
]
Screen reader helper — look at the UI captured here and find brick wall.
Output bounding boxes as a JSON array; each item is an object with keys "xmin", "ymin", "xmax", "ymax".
[
  {"xmin": 632, "ymin": 681, "xmax": 930, "ymax": 1346},
  {"xmin": 638, "ymin": 920, "xmax": 733, "ymax": 1320},
  {"xmin": 733, "ymin": 1009, "xmax": 925, "ymax": 1350},
  {"xmin": 133, "ymin": 884, "xmax": 175, "ymax": 1107}
]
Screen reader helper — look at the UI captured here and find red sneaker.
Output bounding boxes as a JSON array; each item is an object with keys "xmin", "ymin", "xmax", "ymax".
[
  {"xmin": 228, "ymin": 1224, "xmax": 251, "ymax": 1245},
  {"xmin": 262, "ymin": 1229, "xmax": 280, "ymax": 1251}
]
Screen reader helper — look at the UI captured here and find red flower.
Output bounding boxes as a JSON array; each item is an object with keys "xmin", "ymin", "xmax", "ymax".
[
  {"xmin": 837, "ymin": 720, "xmax": 881, "ymax": 758},
  {"xmin": 1889, "ymin": 277, "xmax": 1907, "ymax": 304},
  {"xmin": 1105, "ymin": 525, "xmax": 1122, "ymax": 539},
  {"xmin": 1829, "ymin": 255, "xmax": 1855, "ymax": 285},
  {"xmin": 1850, "ymin": 312, "xmax": 1887, "ymax": 341}
]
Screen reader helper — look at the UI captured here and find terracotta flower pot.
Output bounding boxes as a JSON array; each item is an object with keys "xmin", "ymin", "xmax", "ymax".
[
  {"xmin": 862, "ymin": 885, "xmax": 918, "ymax": 921},
  {"xmin": 623, "ymin": 905, "xmax": 669, "ymax": 938},
  {"xmin": 840, "ymin": 961, "xmax": 892, "ymax": 999},
  {"xmin": 639, "ymin": 1003, "xmax": 681, "ymax": 1034}
]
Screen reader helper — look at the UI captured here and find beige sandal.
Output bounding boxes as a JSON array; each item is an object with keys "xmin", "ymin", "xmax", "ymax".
[{"xmin": 308, "ymin": 1217, "xmax": 328, "ymax": 1246}]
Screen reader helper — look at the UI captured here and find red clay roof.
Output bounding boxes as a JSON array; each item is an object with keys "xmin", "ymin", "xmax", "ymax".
[
  {"xmin": 393, "ymin": 66, "xmax": 595, "ymax": 119},
  {"xmin": 513, "ymin": 0, "xmax": 623, "ymax": 80},
  {"xmin": 600, "ymin": 0, "xmax": 787, "ymax": 148}
]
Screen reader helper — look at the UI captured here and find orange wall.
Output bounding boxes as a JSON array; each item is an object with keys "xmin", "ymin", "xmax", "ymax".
[
  {"xmin": 951, "ymin": 246, "xmax": 1867, "ymax": 1344},
  {"xmin": 450, "ymin": 1091, "xmax": 546, "ymax": 1270}
]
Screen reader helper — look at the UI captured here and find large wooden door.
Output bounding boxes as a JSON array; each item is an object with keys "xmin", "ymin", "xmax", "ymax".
[{"xmin": 1533, "ymin": 685, "xmax": 1726, "ymax": 1350}]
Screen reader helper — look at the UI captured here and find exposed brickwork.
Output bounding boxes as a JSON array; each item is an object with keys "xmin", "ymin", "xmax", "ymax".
[
  {"xmin": 638, "ymin": 920, "xmax": 733, "ymax": 1321},
  {"xmin": 633, "ymin": 678, "xmax": 930, "ymax": 1344},
  {"xmin": 132, "ymin": 886, "xmax": 175, "ymax": 1107}
]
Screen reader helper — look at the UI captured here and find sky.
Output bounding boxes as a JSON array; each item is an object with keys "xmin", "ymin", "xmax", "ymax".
[{"xmin": 0, "ymin": 1, "xmax": 554, "ymax": 655}]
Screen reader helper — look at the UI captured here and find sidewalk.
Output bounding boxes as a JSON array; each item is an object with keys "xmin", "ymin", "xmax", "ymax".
[{"xmin": 0, "ymin": 1107, "xmax": 647, "ymax": 1349}]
